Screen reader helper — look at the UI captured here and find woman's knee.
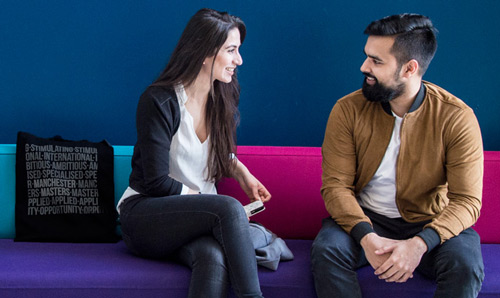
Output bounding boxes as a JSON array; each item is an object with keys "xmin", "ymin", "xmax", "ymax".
[{"xmin": 214, "ymin": 195, "xmax": 247, "ymax": 220}]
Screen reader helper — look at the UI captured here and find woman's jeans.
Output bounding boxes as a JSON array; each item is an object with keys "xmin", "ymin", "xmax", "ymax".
[
  {"xmin": 119, "ymin": 194, "xmax": 263, "ymax": 298},
  {"xmin": 311, "ymin": 216, "xmax": 484, "ymax": 298}
]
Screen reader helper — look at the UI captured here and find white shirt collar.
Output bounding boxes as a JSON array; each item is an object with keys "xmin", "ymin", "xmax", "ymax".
[{"xmin": 174, "ymin": 84, "xmax": 188, "ymax": 105}]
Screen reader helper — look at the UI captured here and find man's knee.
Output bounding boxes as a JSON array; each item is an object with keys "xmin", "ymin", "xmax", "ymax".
[
  {"xmin": 438, "ymin": 248, "xmax": 484, "ymax": 283},
  {"xmin": 460, "ymin": 256, "xmax": 485, "ymax": 285},
  {"xmin": 435, "ymin": 229, "xmax": 484, "ymax": 288},
  {"xmin": 311, "ymin": 220, "xmax": 359, "ymax": 270},
  {"xmin": 312, "ymin": 239, "xmax": 355, "ymax": 268}
]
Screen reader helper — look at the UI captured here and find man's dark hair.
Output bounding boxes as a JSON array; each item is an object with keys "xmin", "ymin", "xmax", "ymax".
[{"xmin": 364, "ymin": 14, "xmax": 438, "ymax": 75}]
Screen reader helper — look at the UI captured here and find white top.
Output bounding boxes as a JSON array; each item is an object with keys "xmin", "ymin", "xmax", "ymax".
[
  {"xmin": 357, "ymin": 113, "xmax": 403, "ymax": 218},
  {"xmin": 117, "ymin": 85, "xmax": 216, "ymax": 212},
  {"xmin": 168, "ymin": 84, "xmax": 217, "ymax": 195}
]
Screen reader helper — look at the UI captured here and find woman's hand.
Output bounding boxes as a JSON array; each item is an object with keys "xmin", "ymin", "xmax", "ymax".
[{"xmin": 233, "ymin": 160, "xmax": 271, "ymax": 203}]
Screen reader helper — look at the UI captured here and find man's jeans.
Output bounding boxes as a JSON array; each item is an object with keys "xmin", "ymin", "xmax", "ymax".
[
  {"xmin": 120, "ymin": 194, "xmax": 263, "ymax": 298},
  {"xmin": 311, "ymin": 216, "xmax": 484, "ymax": 298}
]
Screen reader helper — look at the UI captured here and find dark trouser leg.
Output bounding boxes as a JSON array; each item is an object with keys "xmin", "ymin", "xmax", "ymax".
[
  {"xmin": 417, "ymin": 228, "xmax": 484, "ymax": 298},
  {"xmin": 311, "ymin": 217, "xmax": 368, "ymax": 298},
  {"xmin": 120, "ymin": 194, "xmax": 263, "ymax": 298},
  {"xmin": 175, "ymin": 236, "xmax": 229, "ymax": 298}
]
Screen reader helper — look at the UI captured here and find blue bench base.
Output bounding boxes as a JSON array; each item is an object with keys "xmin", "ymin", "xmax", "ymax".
[{"xmin": 0, "ymin": 239, "xmax": 498, "ymax": 297}]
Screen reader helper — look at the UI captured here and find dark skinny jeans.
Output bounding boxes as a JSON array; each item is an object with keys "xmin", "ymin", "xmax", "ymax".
[{"xmin": 119, "ymin": 194, "xmax": 263, "ymax": 298}]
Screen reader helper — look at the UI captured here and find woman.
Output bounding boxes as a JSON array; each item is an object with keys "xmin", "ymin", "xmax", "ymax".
[{"xmin": 117, "ymin": 8, "xmax": 271, "ymax": 298}]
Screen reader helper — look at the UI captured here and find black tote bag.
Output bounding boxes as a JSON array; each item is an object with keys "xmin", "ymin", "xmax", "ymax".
[{"xmin": 15, "ymin": 131, "xmax": 119, "ymax": 242}]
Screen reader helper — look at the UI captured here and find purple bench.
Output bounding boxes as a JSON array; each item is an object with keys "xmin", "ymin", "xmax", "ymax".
[{"xmin": 0, "ymin": 145, "xmax": 499, "ymax": 297}]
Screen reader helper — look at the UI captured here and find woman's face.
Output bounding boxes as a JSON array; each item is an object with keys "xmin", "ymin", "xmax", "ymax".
[{"xmin": 203, "ymin": 28, "xmax": 243, "ymax": 83}]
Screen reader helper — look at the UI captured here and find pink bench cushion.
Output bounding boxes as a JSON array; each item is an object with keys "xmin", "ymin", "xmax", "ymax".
[
  {"xmin": 218, "ymin": 147, "xmax": 499, "ymax": 244},
  {"xmin": 218, "ymin": 146, "xmax": 328, "ymax": 240},
  {"xmin": 474, "ymin": 151, "xmax": 500, "ymax": 243}
]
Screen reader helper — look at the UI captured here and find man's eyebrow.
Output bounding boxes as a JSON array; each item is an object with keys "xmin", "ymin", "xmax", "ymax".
[{"xmin": 364, "ymin": 50, "xmax": 383, "ymax": 62}]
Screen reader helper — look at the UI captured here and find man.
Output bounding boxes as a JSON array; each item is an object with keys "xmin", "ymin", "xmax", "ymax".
[{"xmin": 311, "ymin": 14, "xmax": 484, "ymax": 298}]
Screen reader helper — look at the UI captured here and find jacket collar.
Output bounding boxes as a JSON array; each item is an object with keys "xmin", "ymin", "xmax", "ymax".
[{"xmin": 381, "ymin": 82, "xmax": 426, "ymax": 115}]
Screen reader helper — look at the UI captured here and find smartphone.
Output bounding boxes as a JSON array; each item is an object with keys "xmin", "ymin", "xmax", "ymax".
[{"xmin": 243, "ymin": 200, "xmax": 265, "ymax": 217}]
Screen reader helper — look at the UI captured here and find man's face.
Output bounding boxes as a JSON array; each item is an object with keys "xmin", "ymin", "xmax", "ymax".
[{"xmin": 360, "ymin": 36, "xmax": 405, "ymax": 103}]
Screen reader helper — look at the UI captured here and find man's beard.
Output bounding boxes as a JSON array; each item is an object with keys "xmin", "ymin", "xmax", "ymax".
[{"xmin": 362, "ymin": 73, "xmax": 405, "ymax": 103}]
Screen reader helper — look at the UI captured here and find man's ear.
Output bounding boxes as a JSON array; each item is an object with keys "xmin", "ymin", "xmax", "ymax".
[{"xmin": 402, "ymin": 59, "xmax": 419, "ymax": 78}]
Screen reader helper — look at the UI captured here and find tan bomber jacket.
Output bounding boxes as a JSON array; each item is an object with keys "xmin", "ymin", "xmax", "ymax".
[{"xmin": 321, "ymin": 81, "xmax": 483, "ymax": 244}]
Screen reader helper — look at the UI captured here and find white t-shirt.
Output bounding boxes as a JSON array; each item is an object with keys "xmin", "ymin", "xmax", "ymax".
[
  {"xmin": 357, "ymin": 113, "xmax": 403, "ymax": 218},
  {"xmin": 169, "ymin": 85, "xmax": 216, "ymax": 195}
]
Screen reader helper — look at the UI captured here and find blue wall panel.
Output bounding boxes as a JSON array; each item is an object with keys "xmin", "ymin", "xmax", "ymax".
[{"xmin": 1, "ymin": 1, "xmax": 499, "ymax": 149}]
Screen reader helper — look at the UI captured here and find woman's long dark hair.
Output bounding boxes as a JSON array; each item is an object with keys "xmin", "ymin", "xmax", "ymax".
[{"xmin": 153, "ymin": 8, "xmax": 246, "ymax": 182}]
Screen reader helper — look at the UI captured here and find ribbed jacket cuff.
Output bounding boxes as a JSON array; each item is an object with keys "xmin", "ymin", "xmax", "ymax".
[
  {"xmin": 416, "ymin": 228, "xmax": 441, "ymax": 253},
  {"xmin": 351, "ymin": 222, "xmax": 375, "ymax": 245}
]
